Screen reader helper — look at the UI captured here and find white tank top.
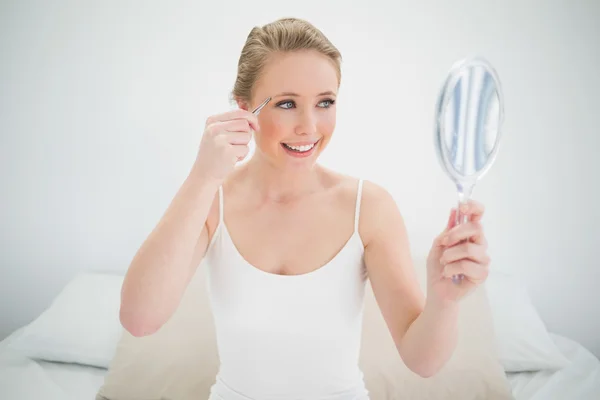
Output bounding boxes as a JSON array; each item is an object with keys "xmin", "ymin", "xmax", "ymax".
[{"xmin": 204, "ymin": 179, "xmax": 370, "ymax": 400}]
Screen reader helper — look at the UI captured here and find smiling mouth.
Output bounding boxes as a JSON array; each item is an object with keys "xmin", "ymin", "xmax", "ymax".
[{"xmin": 281, "ymin": 139, "xmax": 320, "ymax": 153}]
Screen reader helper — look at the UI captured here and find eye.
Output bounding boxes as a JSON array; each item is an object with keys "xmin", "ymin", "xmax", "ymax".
[
  {"xmin": 318, "ymin": 98, "xmax": 336, "ymax": 108},
  {"xmin": 276, "ymin": 100, "xmax": 295, "ymax": 109}
]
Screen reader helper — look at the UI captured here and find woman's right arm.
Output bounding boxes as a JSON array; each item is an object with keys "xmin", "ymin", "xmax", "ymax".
[
  {"xmin": 119, "ymin": 108, "xmax": 259, "ymax": 337},
  {"xmin": 119, "ymin": 170, "xmax": 219, "ymax": 337}
]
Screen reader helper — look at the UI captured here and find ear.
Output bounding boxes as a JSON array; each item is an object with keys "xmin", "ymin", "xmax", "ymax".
[{"xmin": 235, "ymin": 97, "xmax": 249, "ymax": 111}]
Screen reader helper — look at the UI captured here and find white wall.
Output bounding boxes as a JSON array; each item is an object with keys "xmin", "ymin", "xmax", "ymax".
[{"xmin": 1, "ymin": 0, "xmax": 599, "ymax": 356}]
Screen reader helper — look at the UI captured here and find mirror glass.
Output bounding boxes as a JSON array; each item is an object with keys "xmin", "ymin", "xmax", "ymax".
[{"xmin": 434, "ymin": 56, "xmax": 504, "ymax": 282}]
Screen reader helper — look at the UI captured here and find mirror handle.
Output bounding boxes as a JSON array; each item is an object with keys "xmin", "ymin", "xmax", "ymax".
[{"xmin": 451, "ymin": 183, "xmax": 474, "ymax": 284}]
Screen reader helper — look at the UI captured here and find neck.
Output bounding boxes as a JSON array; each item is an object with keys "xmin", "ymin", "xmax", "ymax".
[{"xmin": 242, "ymin": 153, "xmax": 323, "ymax": 203}]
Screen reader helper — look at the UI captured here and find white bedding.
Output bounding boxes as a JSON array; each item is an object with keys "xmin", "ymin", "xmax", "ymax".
[
  {"xmin": 1, "ymin": 328, "xmax": 599, "ymax": 400},
  {"xmin": 506, "ymin": 334, "xmax": 600, "ymax": 399},
  {"xmin": 0, "ymin": 327, "xmax": 105, "ymax": 399}
]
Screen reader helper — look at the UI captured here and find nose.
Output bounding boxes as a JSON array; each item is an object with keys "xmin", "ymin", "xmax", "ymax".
[{"xmin": 294, "ymin": 109, "xmax": 317, "ymax": 136}]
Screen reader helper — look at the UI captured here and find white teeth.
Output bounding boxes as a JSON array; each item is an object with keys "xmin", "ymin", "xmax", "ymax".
[{"xmin": 284, "ymin": 143, "xmax": 315, "ymax": 152}]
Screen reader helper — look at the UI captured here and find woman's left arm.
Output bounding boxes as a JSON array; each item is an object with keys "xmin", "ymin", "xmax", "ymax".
[{"xmin": 361, "ymin": 182, "xmax": 490, "ymax": 378}]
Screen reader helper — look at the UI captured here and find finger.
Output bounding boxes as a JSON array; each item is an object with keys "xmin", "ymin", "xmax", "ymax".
[
  {"xmin": 433, "ymin": 209, "xmax": 457, "ymax": 248},
  {"xmin": 446, "ymin": 208, "xmax": 457, "ymax": 231},
  {"xmin": 224, "ymin": 132, "xmax": 252, "ymax": 145},
  {"xmin": 435, "ymin": 207, "xmax": 463, "ymax": 248},
  {"xmin": 442, "ymin": 260, "xmax": 489, "ymax": 282},
  {"xmin": 440, "ymin": 242, "xmax": 490, "ymax": 266},
  {"xmin": 206, "ymin": 109, "xmax": 260, "ymax": 131},
  {"xmin": 459, "ymin": 200, "xmax": 485, "ymax": 222},
  {"xmin": 212, "ymin": 119, "xmax": 253, "ymax": 134},
  {"xmin": 207, "ymin": 109, "xmax": 259, "ymax": 130},
  {"xmin": 444, "ymin": 221, "xmax": 486, "ymax": 246}
]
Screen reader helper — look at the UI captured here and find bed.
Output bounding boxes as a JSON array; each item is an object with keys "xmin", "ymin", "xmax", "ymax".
[
  {"xmin": 1, "ymin": 269, "xmax": 599, "ymax": 399},
  {"xmin": 1, "ymin": 328, "xmax": 599, "ymax": 400}
]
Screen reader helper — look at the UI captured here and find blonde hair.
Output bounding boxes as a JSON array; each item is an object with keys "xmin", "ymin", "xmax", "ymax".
[{"xmin": 231, "ymin": 17, "xmax": 342, "ymax": 104}]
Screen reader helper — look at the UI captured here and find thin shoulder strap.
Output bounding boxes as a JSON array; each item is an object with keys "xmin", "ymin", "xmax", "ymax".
[
  {"xmin": 218, "ymin": 185, "xmax": 224, "ymax": 224},
  {"xmin": 354, "ymin": 179, "xmax": 363, "ymax": 232}
]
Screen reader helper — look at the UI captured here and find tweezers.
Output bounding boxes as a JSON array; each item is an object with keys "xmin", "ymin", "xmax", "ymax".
[{"xmin": 251, "ymin": 97, "xmax": 272, "ymax": 115}]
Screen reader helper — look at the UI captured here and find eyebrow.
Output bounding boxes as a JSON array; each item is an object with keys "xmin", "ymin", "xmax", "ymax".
[{"xmin": 273, "ymin": 91, "xmax": 337, "ymax": 98}]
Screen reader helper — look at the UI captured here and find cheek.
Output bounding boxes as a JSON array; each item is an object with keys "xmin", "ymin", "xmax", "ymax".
[
  {"xmin": 317, "ymin": 112, "xmax": 336, "ymax": 135},
  {"xmin": 254, "ymin": 115, "xmax": 288, "ymax": 148}
]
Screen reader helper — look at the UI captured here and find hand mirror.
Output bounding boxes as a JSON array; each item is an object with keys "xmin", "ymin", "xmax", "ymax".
[{"xmin": 434, "ymin": 56, "xmax": 504, "ymax": 283}]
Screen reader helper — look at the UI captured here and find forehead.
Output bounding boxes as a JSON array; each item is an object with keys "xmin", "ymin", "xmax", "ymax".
[{"xmin": 255, "ymin": 50, "xmax": 339, "ymax": 98}]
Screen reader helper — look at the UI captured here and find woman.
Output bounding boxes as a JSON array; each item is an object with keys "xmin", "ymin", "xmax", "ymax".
[{"xmin": 119, "ymin": 17, "xmax": 491, "ymax": 400}]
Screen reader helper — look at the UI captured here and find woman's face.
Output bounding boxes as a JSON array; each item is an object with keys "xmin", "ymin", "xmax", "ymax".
[{"xmin": 242, "ymin": 50, "xmax": 338, "ymax": 170}]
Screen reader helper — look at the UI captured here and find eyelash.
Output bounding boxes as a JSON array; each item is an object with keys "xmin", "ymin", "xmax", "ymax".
[{"xmin": 275, "ymin": 98, "xmax": 336, "ymax": 110}]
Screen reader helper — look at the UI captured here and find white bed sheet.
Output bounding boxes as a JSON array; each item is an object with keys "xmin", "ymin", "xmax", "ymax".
[
  {"xmin": 1, "ymin": 329, "xmax": 598, "ymax": 399},
  {"xmin": 507, "ymin": 333, "xmax": 600, "ymax": 400}
]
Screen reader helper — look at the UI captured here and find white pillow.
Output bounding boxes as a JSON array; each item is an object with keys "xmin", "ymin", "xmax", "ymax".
[
  {"xmin": 485, "ymin": 269, "xmax": 570, "ymax": 372},
  {"xmin": 8, "ymin": 272, "xmax": 124, "ymax": 368}
]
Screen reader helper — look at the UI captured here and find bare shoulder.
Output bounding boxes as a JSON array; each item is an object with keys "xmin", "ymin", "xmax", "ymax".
[
  {"xmin": 359, "ymin": 180, "xmax": 405, "ymax": 247},
  {"xmin": 329, "ymin": 176, "xmax": 395, "ymax": 213},
  {"xmin": 318, "ymin": 167, "xmax": 403, "ymax": 246},
  {"xmin": 318, "ymin": 167, "xmax": 361, "ymax": 205},
  {"xmin": 360, "ymin": 179, "xmax": 397, "ymax": 207}
]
